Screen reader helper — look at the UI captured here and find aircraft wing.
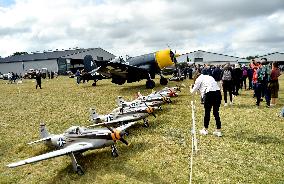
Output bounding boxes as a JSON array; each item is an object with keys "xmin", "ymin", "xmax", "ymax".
[
  {"xmin": 116, "ymin": 122, "xmax": 136, "ymax": 131},
  {"xmin": 7, "ymin": 142, "xmax": 93, "ymax": 168},
  {"xmin": 97, "ymin": 62, "xmax": 150, "ymax": 83},
  {"xmin": 90, "ymin": 114, "xmax": 146, "ymax": 127}
]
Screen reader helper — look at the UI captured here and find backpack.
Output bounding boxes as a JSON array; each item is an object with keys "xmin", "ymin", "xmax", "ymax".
[
  {"xmin": 280, "ymin": 107, "xmax": 284, "ymax": 118},
  {"xmin": 222, "ymin": 69, "xmax": 232, "ymax": 81},
  {"xmin": 242, "ymin": 69, "xmax": 247, "ymax": 76}
]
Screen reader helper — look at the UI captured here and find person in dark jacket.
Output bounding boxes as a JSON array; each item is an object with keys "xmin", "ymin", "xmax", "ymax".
[
  {"xmin": 35, "ymin": 71, "xmax": 42, "ymax": 89},
  {"xmin": 247, "ymin": 67, "xmax": 253, "ymax": 90},
  {"xmin": 221, "ymin": 64, "xmax": 233, "ymax": 106},
  {"xmin": 212, "ymin": 65, "xmax": 222, "ymax": 88},
  {"xmin": 233, "ymin": 64, "xmax": 243, "ymax": 96}
]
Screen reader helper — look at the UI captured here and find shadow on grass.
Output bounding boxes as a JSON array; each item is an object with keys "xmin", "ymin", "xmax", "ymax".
[
  {"xmin": 232, "ymin": 132, "xmax": 284, "ymax": 144},
  {"xmin": 46, "ymin": 142, "xmax": 170, "ymax": 184}
]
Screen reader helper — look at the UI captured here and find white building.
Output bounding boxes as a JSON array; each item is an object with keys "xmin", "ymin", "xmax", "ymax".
[
  {"xmin": 257, "ymin": 52, "xmax": 284, "ymax": 64},
  {"xmin": 177, "ymin": 50, "xmax": 245, "ymax": 65}
]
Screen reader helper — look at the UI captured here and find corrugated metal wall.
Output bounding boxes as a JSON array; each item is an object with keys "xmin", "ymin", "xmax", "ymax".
[{"xmin": 0, "ymin": 59, "xmax": 58, "ymax": 74}]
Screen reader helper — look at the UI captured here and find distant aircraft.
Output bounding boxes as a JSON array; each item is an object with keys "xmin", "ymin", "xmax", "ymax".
[
  {"xmin": 7, "ymin": 123, "xmax": 134, "ymax": 175},
  {"xmin": 80, "ymin": 55, "xmax": 107, "ymax": 86},
  {"xmin": 95, "ymin": 49, "xmax": 177, "ymax": 89}
]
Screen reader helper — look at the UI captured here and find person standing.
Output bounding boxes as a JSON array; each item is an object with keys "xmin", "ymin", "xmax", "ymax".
[
  {"xmin": 233, "ymin": 64, "xmax": 242, "ymax": 96},
  {"xmin": 212, "ymin": 65, "xmax": 222, "ymax": 89},
  {"xmin": 221, "ymin": 64, "xmax": 233, "ymax": 106},
  {"xmin": 75, "ymin": 69, "xmax": 81, "ymax": 84},
  {"xmin": 255, "ymin": 60, "xmax": 270, "ymax": 107},
  {"xmin": 241, "ymin": 64, "xmax": 248, "ymax": 90},
  {"xmin": 190, "ymin": 73, "xmax": 222, "ymax": 137},
  {"xmin": 269, "ymin": 62, "xmax": 281, "ymax": 106},
  {"xmin": 35, "ymin": 71, "xmax": 42, "ymax": 89},
  {"xmin": 247, "ymin": 65, "xmax": 253, "ymax": 90}
]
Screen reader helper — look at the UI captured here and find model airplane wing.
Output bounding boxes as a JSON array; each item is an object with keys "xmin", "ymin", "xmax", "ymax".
[
  {"xmin": 115, "ymin": 122, "xmax": 136, "ymax": 131},
  {"xmin": 97, "ymin": 62, "xmax": 150, "ymax": 83},
  {"xmin": 7, "ymin": 142, "xmax": 93, "ymax": 168}
]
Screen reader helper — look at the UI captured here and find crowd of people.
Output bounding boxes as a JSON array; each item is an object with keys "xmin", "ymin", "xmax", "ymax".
[
  {"xmin": 190, "ymin": 59, "xmax": 282, "ymax": 107},
  {"xmin": 190, "ymin": 59, "xmax": 282, "ymax": 137}
]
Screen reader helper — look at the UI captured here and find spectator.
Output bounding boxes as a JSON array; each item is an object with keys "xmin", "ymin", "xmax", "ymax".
[
  {"xmin": 247, "ymin": 65, "xmax": 253, "ymax": 90},
  {"xmin": 35, "ymin": 71, "xmax": 42, "ymax": 89},
  {"xmin": 190, "ymin": 72, "xmax": 222, "ymax": 137},
  {"xmin": 241, "ymin": 64, "xmax": 248, "ymax": 90},
  {"xmin": 269, "ymin": 62, "xmax": 281, "ymax": 106},
  {"xmin": 212, "ymin": 65, "xmax": 222, "ymax": 89},
  {"xmin": 75, "ymin": 69, "xmax": 81, "ymax": 84},
  {"xmin": 221, "ymin": 64, "xmax": 233, "ymax": 106},
  {"xmin": 7, "ymin": 72, "xmax": 12, "ymax": 84},
  {"xmin": 255, "ymin": 60, "xmax": 270, "ymax": 107},
  {"xmin": 233, "ymin": 64, "xmax": 242, "ymax": 96}
]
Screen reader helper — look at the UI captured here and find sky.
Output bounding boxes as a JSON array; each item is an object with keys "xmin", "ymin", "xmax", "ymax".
[{"xmin": 0, "ymin": 0, "xmax": 284, "ymax": 58}]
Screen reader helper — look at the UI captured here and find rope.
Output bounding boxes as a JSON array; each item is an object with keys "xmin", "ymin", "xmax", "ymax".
[{"xmin": 189, "ymin": 98, "xmax": 198, "ymax": 184}]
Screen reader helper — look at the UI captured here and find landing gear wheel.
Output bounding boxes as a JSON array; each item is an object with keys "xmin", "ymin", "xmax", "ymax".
[
  {"xmin": 125, "ymin": 130, "xmax": 129, "ymax": 136},
  {"xmin": 76, "ymin": 165, "xmax": 84, "ymax": 175},
  {"xmin": 143, "ymin": 119, "xmax": 149, "ymax": 127},
  {"xmin": 160, "ymin": 77, "xmax": 168, "ymax": 85},
  {"xmin": 111, "ymin": 145, "xmax": 119, "ymax": 157},
  {"xmin": 146, "ymin": 80, "xmax": 155, "ymax": 89}
]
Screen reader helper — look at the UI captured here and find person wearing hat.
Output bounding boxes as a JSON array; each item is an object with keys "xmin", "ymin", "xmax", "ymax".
[{"xmin": 190, "ymin": 71, "xmax": 222, "ymax": 137}]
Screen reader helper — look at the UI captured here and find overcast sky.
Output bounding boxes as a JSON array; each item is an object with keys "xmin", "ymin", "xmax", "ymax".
[{"xmin": 0, "ymin": 0, "xmax": 284, "ymax": 58}]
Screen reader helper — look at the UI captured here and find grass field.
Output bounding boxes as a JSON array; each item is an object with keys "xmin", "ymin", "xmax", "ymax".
[{"xmin": 0, "ymin": 75, "xmax": 284, "ymax": 184}]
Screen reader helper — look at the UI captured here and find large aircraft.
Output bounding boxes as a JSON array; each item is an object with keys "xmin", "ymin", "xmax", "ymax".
[
  {"xmin": 7, "ymin": 122, "xmax": 134, "ymax": 175},
  {"xmin": 87, "ymin": 49, "xmax": 177, "ymax": 89}
]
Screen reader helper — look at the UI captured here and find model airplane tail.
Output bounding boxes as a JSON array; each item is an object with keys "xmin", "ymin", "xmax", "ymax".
[
  {"xmin": 89, "ymin": 108, "xmax": 100, "ymax": 122},
  {"xmin": 117, "ymin": 96, "xmax": 126, "ymax": 106},
  {"xmin": 40, "ymin": 123, "xmax": 50, "ymax": 138}
]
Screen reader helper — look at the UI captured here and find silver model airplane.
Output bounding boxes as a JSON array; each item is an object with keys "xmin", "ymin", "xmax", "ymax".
[
  {"xmin": 135, "ymin": 91, "xmax": 172, "ymax": 104},
  {"xmin": 153, "ymin": 86, "xmax": 181, "ymax": 97},
  {"xmin": 7, "ymin": 122, "xmax": 135, "ymax": 175},
  {"xmin": 116, "ymin": 96, "xmax": 164, "ymax": 109},
  {"xmin": 89, "ymin": 102, "xmax": 158, "ymax": 127}
]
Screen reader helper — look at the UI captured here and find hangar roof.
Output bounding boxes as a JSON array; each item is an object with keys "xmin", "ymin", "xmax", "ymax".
[{"xmin": 0, "ymin": 48, "xmax": 115, "ymax": 63}]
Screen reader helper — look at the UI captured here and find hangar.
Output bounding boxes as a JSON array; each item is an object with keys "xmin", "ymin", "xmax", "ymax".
[
  {"xmin": 258, "ymin": 52, "xmax": 284, "ymax": 64},
  {"xmin": 177, "ymin": 50, "xmax": 245, "ymax": 65},
  {"xmin": 0, "ymin": 48, "xmax": 115, "ymax": 75}
]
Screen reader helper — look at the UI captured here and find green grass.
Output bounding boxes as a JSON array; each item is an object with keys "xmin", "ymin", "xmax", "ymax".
[{"xmin": 0, "ymin": 75, "xmax": 284, "ymax": 184}]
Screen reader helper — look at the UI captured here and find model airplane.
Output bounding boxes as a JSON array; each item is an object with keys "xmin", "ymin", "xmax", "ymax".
[
  {"xmin": 155, "ymin": 86, "xmax": 181, "ymax": 97},
  {"xmin": 95, "ymin": 49, "xmax": 177, "ymax": 89},
  {"xmin": 7, "ymin": 122, "xmax": 135, "ymax": 175},
  {"xmin": 90, "ymin": 101, "xmax": 159, "ymax": 127}
]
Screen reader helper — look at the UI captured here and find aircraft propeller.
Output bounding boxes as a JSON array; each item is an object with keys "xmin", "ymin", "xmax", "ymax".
[
  {"xmin": 104, "ymin": 124, "xmax": 129, "ymax": 145},
  {"xmin": 144, "ymin": 102, "xmax": 156, "ymax": 118}
]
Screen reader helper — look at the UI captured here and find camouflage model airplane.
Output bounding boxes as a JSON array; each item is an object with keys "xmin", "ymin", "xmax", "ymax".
[
  {"xmin": 96, "ymin": 49, "xmax": 177, "ymax": 89},
  {"xmin": 7, "ymin": 122, "xmax": 135, "ymax": 175}
]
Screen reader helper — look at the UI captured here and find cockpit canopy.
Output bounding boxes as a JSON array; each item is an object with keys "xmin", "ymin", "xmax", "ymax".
[
  {"xmin": 110, "ymin": 56, "xmax": 125, "ymax": 64},
  {"xmin": 64, "ymin": 126, "xmax": 85, "ymax": 135}
]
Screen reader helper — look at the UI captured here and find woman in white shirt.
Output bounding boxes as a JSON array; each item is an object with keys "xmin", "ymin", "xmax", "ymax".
[{"xmin": 190, "ymin": 72, "xmax": 222, "ymax": 137}]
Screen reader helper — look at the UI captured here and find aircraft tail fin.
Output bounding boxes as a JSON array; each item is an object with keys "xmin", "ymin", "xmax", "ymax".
[
  {"xmin": 83, "ymin": 55, "xmax": 97, "ymax": 72},
  {"xmin": 40, "ymin": 123, "xmax": 50, "ymax": 138},
  {"xmin": 89, "ymin": 108, "xmax": 99, "ymax": 122},
  {"xmin": 117, "ymin": 96, "xmax": 126, "ymax": 106}
]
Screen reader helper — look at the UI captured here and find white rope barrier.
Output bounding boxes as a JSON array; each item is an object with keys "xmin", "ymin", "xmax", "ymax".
[{"xmin": 189, "ymin": 99, "xmax": 198, "ymax": 184}]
